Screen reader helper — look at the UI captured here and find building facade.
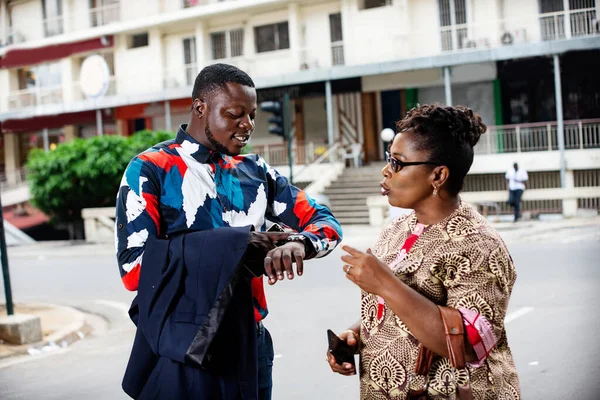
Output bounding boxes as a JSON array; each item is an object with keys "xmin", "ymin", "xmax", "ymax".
[{"xmin": 1, "ymin": 0, "xmax": 599, "ymax": 217}]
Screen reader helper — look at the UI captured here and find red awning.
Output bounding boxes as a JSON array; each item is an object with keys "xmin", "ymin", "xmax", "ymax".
[
  {"xmin": 1, "ymin": 110, "xmax": 113, "ymax": 132},
  {"xmin": 0, "ymin": 36, "xmax": 113, "ymax": 69}
]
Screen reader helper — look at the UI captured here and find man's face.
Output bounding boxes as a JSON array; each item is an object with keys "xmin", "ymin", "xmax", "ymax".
[{"xmin": 202, "ymin": 82, "xmax": 257, "ymax": 156}]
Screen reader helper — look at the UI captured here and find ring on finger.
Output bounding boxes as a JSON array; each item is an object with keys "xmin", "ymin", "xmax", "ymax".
[{"xmin": 345, "ymin": 265, "xmax": 354, "ymax": 274}]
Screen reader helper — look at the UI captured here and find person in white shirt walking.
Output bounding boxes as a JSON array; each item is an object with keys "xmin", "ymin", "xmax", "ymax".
[{"xmin": 505, "ymin": 162, "xmax": 528, "ymax": 222}]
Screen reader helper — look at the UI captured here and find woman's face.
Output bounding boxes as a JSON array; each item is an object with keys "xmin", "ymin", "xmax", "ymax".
[{"xmin": 380, "ymin": 129, "xmax": 437, "ymax": 209}]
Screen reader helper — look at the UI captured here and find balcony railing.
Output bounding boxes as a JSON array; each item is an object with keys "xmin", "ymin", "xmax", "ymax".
[
  {"xmin": 540, "ymin": 8, "xmax": 598, "ymax": 41},
  {"xmin": 251, "ymin": 141, "xmax": 329, "ymax": 167},
  {"xmin": 7, "ymin": 86, "xmax": 63, "ymax": 110},
  {"xmin": 475, "ymin": 119, "xmax": 600, "ymax": 155},
  {"xmin": 73, "ymin": 76, "xmax": 118, "ymax": 101}
]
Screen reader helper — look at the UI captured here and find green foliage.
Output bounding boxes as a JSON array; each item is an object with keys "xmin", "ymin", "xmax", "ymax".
[{"xmin": 26, "ymin": 131, "xmax": 176, "ymax": 223}]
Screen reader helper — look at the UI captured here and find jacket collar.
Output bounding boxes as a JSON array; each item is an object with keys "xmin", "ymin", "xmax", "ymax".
[{"xmin": 176, "ymin": 124, "xmax": 216, "ymax": 163}]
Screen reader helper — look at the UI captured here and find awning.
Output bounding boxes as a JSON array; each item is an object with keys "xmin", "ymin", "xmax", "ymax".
[
  {"xmin": 0, "ymin": 36, "xmax": 113, "ymax": 69},
  {"xmin": 1, "ymin": 110, "xmax": 113, "ymax": 132}
]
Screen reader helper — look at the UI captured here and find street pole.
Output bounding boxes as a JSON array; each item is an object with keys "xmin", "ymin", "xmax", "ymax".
[
  {"xmin": 0, "ymin": 191, "xmax": 14, "ymax": 315},
  {"xmin": 325, "ymin": 80, "xmax": 335, "ymax": 162},
  {"xmin": 444, "ymin": 66, "xmax": 453, "ymax": 106},
  {"xmin": 96, "ymin": 109, "xmax": 103, "ymax": 136},
  {"xmin": 283, "ymin": 92, "xmax": 293, "ymax": 185},
  {"xmin": 553, "ymin": 54, "xmax": 566, "ymax": 188}
]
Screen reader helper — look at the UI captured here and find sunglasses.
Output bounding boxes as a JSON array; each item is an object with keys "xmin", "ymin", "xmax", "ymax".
[{"xmin": 385, "ymin": 151, "xmax": 441, "ymax": 173}]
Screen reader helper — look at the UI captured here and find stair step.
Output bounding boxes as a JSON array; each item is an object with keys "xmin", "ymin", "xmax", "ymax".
[
  {"xmin": 324, "ymin": 188, "xmax": 380, "ymax": 195},
  {"xmin": 331, "ymin": 211, "xmax": 370, "ymax": 218},
  {"xmin": 326, "ymin": 194, "xmax": 371, "ymax": 200},
  {"xmin": 334, "ymin": 182, "xmax": 380, "ymax": 187},
  {"xmin": 329, "ymin": 205, "xmax": 368, "ymax": 211},
  {"xmin": 337, "ymin": 217, "xmax": 370, "ymax": 225}
]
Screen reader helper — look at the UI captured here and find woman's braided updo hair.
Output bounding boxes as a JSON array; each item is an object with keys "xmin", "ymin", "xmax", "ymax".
[{"xmin": 396, "ymin": 104, "xmax": 487, "ymax": 195}]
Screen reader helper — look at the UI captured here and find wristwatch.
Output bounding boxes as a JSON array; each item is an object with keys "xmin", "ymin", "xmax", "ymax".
[{"xmin": 285, "ymin": 234, "xmax": 309, "ymax": 248}]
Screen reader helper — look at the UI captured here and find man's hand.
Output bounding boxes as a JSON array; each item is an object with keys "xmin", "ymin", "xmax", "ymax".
[{"xmin": 264, "ymin": 241, "xmax": 305, "ymax": 285}]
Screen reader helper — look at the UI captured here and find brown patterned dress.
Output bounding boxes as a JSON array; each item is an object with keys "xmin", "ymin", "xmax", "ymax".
[{"xmin": 359, "ymin": 202, "xmax": 521, "ymax": 400}]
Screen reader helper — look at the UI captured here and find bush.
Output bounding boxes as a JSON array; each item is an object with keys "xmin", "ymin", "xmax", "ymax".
[{"xmin": 26, "ymin": 131, "xmax": 175, "ymax": 226}]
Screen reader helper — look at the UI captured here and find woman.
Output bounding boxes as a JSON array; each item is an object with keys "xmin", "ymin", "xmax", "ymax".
[{"xmin": 327, "ymin": 104, "xmax": 520, "ymax": 399}]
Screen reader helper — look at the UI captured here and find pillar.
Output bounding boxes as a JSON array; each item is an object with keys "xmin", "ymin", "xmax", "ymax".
[
  {"xmin": 3, "ymin": 133, "xmax": 21, "ymax": 186},
  {"xmin": 444, "ymin": 67, "xmax": 452, "ymax": 106}
]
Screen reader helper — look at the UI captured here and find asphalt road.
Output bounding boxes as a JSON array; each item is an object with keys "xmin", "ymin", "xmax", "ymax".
[{"xmin": 0, "ymin": 226, "xmax": 599, "ymax": 399}]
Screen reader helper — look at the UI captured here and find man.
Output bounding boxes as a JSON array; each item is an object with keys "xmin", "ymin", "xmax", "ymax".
[
  {"xmin": 115, "ymin": 63, "xmax": 342, "ymax": 399},
  {"xmin": 505, "ymin": 162, "xmax": 528, "ymax": 222}
]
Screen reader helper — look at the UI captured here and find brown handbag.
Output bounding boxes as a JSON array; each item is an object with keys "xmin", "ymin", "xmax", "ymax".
[{"xmin": 407, "ymin": 306, "xmax": 475, "ymax": 400}]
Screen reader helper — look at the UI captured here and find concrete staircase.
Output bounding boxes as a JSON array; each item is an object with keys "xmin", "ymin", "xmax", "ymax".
[{"xmin": 324, "ymin": 163, "xmax": 386, "ymax": 225}]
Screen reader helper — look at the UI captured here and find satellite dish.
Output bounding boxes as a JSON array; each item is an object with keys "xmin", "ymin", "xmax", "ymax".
[{"xmin": 79, "ymin": 54, "xmax": 110, "ymax": 99}]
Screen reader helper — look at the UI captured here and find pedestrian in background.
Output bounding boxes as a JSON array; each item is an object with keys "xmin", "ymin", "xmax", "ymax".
[{"xmin": 505, "ymin": 162, "xmax": 528, "ymax": 222}]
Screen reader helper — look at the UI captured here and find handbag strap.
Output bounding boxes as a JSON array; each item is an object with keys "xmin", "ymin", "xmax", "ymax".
[{"xmin": 411, "ymin": 306, "xmax": 474, "ymax": 400}]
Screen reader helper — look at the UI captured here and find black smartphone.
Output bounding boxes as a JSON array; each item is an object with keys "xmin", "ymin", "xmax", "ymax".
[{"xmin": 327, "ymin": 329, "xmax": 356, "ymax": 367}]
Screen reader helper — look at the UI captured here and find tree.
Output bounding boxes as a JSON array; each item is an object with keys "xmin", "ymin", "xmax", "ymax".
[{"xmin": 26, "ymin": 131, "xmax": 175, "ymax": 239}]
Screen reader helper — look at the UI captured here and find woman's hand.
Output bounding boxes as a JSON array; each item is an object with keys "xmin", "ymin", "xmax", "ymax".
[
  {"xmin": 341, "ymin": 245, "xmax": 395, "ymax": 297},
  {"xmin": 326, "ymin": 330, "xmax": 358, "ymax": 376}
]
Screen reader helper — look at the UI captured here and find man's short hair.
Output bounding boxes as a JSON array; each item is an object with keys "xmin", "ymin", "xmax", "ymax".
[{"xmin": 192, "ymin": 63, "xmax": 255, "ymax": 101}]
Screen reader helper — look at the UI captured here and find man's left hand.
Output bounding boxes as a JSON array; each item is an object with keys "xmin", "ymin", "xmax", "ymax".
[
  {"xmin": 340, "ymin": 245, "xmax": 395, "ymax": 297},
  {"xmin": 264, "ymin": 242, "xmax": 305, "ymax": 285}
]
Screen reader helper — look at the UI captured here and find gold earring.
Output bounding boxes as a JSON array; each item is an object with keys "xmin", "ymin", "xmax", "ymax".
[{"xmin": 433, "ymin": 186, "xmax": 438, "ymax": 196}]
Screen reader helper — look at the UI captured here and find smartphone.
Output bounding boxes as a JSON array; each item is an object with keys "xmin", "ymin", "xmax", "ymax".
[{"xmin": 327, "ymin": 329, "xmax": 356, "ymax": 367}]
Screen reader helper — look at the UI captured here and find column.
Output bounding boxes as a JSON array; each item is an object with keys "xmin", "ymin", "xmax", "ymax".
[
  {"xmin": 96, "ymin": 109, "xmax": 104, "ymax": 136},
  {"xmin": 42, "ymin": 128, "xmax": 50, "ymax": 151},
  {"xmin": 63, "ymin": 125, "xmax": 77, "ymax": 142},
  {"xmin": 563, "ymin": 170, "xmax": 577, "ymax": 217},
  {"xmin": 149, "ymin": 29, "xmax": 164, "ymax": 92},
  {"xmin": 553, "ymin": 54, "xmax": 566, "ymax": 188},
  {"xmin": 288, "ymin": 3, "xmax": 300, "ymax": 73},
  {"xmin": 444, "ymin": 67, "xmax": 453, "ymax": 106},
  {"xmin": 62, "ymin": 0, "xmax": 73, "ymax": 33},
  {"xmin": 563, "ymin": 0, "xmax": 571, "ymax": 39},
  {"xmin": 165, "ymin": 100, "xmax": 172, "ymax": 131},
  {"xmin": 3, "ymin": 133, "xmax": 21, "ymax": 186},
  {"xmin": 60, "ymin": 58, "xmax": 74, "ymax": 104},
  {"xmin": 195, "ymin": 21, "xmax": 206, "ymax": 73},
  {"xmin": 325, "ymin": 80, "xmax": 335, "ymax": 162}
]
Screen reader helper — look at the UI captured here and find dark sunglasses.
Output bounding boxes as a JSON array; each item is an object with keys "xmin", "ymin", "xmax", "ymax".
[{"xmin": 385, "ymin": 151, "xmax": 441, "ymax": 173}]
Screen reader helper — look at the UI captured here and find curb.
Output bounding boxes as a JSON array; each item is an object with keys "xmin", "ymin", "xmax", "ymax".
[{"xmin": 0, "ymin": 303, "xmax": 92, "ymax": 361}]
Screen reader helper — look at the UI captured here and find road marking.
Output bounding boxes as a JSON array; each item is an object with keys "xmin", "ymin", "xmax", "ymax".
[
  {"xmin": 528, "ymin": 361, "xmax": 539, "ymax": 366},
  {"xmin": 504, "ymin": 307, "xmax": 534, "ymax": 324},
  {"xmin": 274, "ymin": 354, "xmax": 283, "ymax": 359},
  {"xmin": 95, "ymin": 300, "xmax": 130, "ymax": 318}
]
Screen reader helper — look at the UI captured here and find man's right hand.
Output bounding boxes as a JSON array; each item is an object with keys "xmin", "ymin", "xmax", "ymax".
[{"xmin": 327, "ymin": 330, "xmax": 358, "ymax": 376}]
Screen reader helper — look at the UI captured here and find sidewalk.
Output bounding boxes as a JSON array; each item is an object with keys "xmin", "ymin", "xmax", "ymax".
[{"xmin": 0, "ymin": 303, "xmax": 91, "ymax": 360}]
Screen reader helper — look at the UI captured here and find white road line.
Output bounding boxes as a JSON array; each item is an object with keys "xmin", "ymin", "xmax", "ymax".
[
  {"xmin": 94, "ymin": 299, "xmax": 130, "ymax": 318},
  {"xmin": 504, "ymin": 306, "xmax": 534, "ymax": 324}
]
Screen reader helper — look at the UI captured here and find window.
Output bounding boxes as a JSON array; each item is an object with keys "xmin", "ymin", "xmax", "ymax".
[
  {"xmin": 329, "ymin": 13, "xmax": 344, "ymax": 65},
  {"xmin": 210, "ymin": 28, "xmax": 244, "ymax": 59},
  {"xmin": 360, "ymin": 0, "xmax": 392, "ymax": 10},
  {"xmin": 42, "ymin": 0, "xmax": 63, "ymax": 37},
  {"xmin": 17, "ymin": 63, "xmax": 62, "ymax": 90},
  {"xmin": 438, "ymin": 0, "xmax": 468, "ymax": 50},
  {"xmin": 128, "ymin": 33, "xmax": 149, "ymax": 49},
  {"xmin": 183, "ymin": 38, "xmax": 197, "ymax": 85},
  {"xmin": 254, "ymin": 22, "xmax": 289, "ymax": 53},
  {"xmin": 90, "ymin": 0, "xmax": 120, "ymax": 27}
]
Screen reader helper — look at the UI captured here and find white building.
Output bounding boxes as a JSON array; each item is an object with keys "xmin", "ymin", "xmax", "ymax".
[{"xmin": 1, "ymin": 0, "xmax": 599, "ymax": 224}]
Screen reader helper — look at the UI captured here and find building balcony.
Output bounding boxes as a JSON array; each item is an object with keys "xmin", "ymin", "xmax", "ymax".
[
  {"xmin": 7, "ymin": 86, "xmax": 63, "ymax": 111},
  {"xmin": 476, "ymin": 119, "xmax": 600, "ymax": 155}
]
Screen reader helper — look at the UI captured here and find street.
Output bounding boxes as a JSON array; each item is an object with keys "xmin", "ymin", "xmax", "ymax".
[{"xmin": 0, "ymin": 225, "xmax": 599, "ymax": 399}]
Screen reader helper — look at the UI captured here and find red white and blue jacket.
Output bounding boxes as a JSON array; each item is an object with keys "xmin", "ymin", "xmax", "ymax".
[{"xmin": 115, "ymin": 125, "xmax": 343, "ymax": 322}]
